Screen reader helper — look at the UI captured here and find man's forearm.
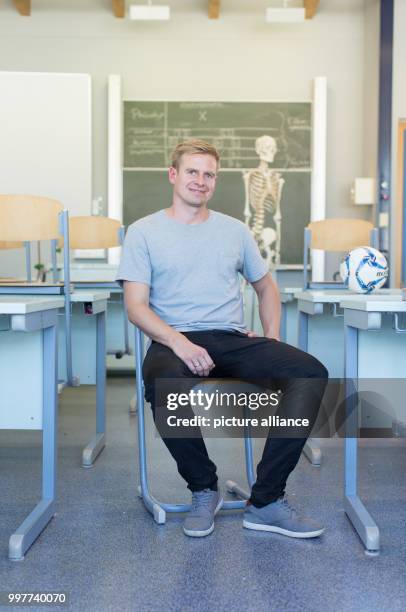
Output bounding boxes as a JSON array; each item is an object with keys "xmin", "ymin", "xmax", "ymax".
[
  {"xmin": 126, "ymin": 301, "xmax": 215, "ymax": 376},
  {"xmin": 126, "ymin": 302, "xmax": 183, "ymax": 350},
  {"xmin": 257, "ymin": 283, "xmax": 281, "ymax": 340}
]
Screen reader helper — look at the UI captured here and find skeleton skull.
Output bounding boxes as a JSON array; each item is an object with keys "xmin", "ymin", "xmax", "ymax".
[{"xmin": 255, "ymin": 135, "xmax": 278, "ymax": 164}]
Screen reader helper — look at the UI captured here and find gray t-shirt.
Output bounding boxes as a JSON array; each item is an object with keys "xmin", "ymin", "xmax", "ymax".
[{"xmin": 116, "ymin": 209, "xmax": 268, "ymax": 333}]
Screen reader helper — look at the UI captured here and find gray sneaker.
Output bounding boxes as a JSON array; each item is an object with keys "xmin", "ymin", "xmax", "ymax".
[
  {"xmin": 183, "ymin": 489, "xmax": 223, "ymax": 537},
  {"xmin": 243, "ymin": 498, "xmax": 324, "ymax": 538}
]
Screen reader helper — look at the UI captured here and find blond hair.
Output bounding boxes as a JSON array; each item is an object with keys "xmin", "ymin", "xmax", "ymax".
[{"xmin": 170, "ymin": 139, "xmax": 220, "ymax": 170}]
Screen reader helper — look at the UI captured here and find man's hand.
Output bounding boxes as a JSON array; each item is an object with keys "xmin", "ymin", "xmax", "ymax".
[
  {"xmin": 246, "ymin": 330, "xmax": 260, "ymax": 338},
  {"xmin": 246, "ymin": 330, "xmax": 280, "ymax": 341},
  {"xmin": 171, "ymin": 335, "xmax": 215, "ymax": 377},
  {"xmin": 265, "ymin": 333, "xmax": 280, "ymax": 341}
]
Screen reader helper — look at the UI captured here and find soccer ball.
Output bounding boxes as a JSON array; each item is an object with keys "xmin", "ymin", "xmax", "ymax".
[{"xmin": 339, "ymin": 246, "xmax": 388, "ymax": 293}]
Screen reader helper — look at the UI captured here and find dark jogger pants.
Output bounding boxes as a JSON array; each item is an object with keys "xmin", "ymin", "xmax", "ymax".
[{"xmin": 142, "ymin": 330, "xmax": 328, "ymax": 507}]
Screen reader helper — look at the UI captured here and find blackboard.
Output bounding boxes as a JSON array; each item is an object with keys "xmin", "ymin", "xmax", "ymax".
[
  {"xmin": 124, "ymin": 101, "xmax": 311, "ymax": 169},
  {"xmin": 123, "ymin": 100, "xmax": 311, "ymax": 265}
]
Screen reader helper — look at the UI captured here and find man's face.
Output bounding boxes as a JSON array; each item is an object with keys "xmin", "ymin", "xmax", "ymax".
[{"xmin": 168, "ymin": 153, "xmax": 218, "ymax": 208}]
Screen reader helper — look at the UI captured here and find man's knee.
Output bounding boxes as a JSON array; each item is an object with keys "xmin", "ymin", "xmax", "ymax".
[
  {"xmin": 300, "ymin": 353, "xmax": 329, "ymax": 380},
  {"xmin": 143, "ymin": 346, "xmax": 186, "ymax": 382},
  {"xmin": 142, "ymin": 351, "xmax": 193, "ymax": 405},
  {"xmin": 143, "ymin": 361, "xmax": 186, "ymax": 387}
]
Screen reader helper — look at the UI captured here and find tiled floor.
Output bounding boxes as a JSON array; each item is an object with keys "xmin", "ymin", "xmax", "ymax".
[{"xmin": 1, "ymin": 377, "xmax": 405, "ymax": 612}]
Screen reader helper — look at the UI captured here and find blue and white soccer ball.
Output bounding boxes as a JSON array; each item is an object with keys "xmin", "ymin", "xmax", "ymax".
[{"xmin": 339, "ymin": 246, "xmax": 388, "ymax": 293}]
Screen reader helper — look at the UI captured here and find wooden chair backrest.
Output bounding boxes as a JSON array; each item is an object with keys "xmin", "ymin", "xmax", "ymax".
[
  {"xmin": 69, "ymin": 216, "xmax": 122, "ymax": 249},
  {"xmin": 0, "ymin": 195, "xmax": 63, "ymax": 241},
  {"xmin": 308, "ymin": 218, "xmax": 374, "ymax": 251},
  {"xmin": 0, "ymin": 241, "xmax": 24, "ymax": 249}
]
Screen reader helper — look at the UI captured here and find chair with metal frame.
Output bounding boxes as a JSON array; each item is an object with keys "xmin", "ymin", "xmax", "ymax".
[
  {"xmin": 0, "ymin": 240, "xmax": 31, "ymax": 282},
  {"xmin": 300, "ymin": 217, "xmax": 379, "ymax": 466},
  {"xmin": 67, "ymin": 216, "xmax": 126, "ymax": 467},
  {"xmin": 0, "ymin": 202, "xmax": 113, "ymax": 469},
  {"xmin": 69, "ymin": 215, "xmax": 124, "ymax": 252},
  {"xmin": 303, "ymin": 218, "xmax": 379, "ymax": 290},
  {"xmin": 134, "ymin": 327, "xmax": 256, "ymax": 524},
  {"xmin": 0, "ymin": 197, "xmax": 71, "ymax": 560},
  {"xmin": 68, "ymin": 215, "xmax": 130, "ymax": 359},
  {"xmin": 0, "ymin": 194, "xmax": 73, "ymax": 382}
]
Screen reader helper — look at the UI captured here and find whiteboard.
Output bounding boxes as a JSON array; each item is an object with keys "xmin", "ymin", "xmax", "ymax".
[{"xmin": 0, "ymin": 71, "xmax": 92, "ymax": 216}]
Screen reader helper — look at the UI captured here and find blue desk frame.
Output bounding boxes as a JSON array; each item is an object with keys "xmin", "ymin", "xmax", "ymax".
[
  {"xmin": 341, "ymin": 297, "xmax": 406, "ymax": 554},
  {"xmin": 84, "ymin": 303, "xmax": 106, "ymax": 467},
  {"xmin": 0, "ymin": 298, "xmax": 58, "ymax": 561},
  {"xmin": 59, "ymin": 292, "xmax": 108, "ymax": 467},
  {"xmin": 297, "ymin": 289, "xmax": 403, "ymax": 466},
  {"xmin": 1, "ymin": 289, "xmax": 108, "ymax": 469},
  {"xmin": 69, "ymin": 281, "xmax": 131, "ymax": 359}
]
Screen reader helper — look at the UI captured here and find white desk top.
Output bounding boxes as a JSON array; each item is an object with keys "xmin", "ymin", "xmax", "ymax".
[
  {"xmin": 280, "ymin": 287, "xmax": 301, "ymax": 295},
  {"xmin": 70, "ymin": 264, "xmax": 118, "ymax": 269},
  {"xmin": 74, "ymin": 281, "xmax": 119, "ymax": 286},
  {"xmin": 340, "ymin": 298, "xmax": 406, "ymax": 312},
  {"xmin": 68, "ymin": 263, "xmax": 118, "ymax": 283},
  {"xmin": 0, "ymin": 296, "xmax": 63, "ymax": 314},
  {"xmin": 280, "ymin": 287, "xmax": 301, "ymax": 303},
  {"xmin": 70, "ymin": 290, "xmax": 110, "ymax": 303},
  {"xmin": 0, "ymin": 291, "xmax": 110, "ymax": 314},
  {"xmin": 295, "ymin": 289, "xmax": 402, "ymax": 304}
]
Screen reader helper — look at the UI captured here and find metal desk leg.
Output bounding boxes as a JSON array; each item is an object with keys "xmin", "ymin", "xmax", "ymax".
[
  {"xmin": 123, "ymin": 299, "xmax": 131, "ymax": 356},
  {"xmin": 298, "ymin": 310, "xmax": 309, "ymax": 353},
  {"xmin": 280, "ymin": 302, "xmax": 287, "ymax": 343},
  {"xmin": 9, "ymin": 323, "xmax": 57, "ymax": 561},
  {"xmin": 82, "ymin": 310, "xmax": 106, "ymax": 467},
  {"xmin": 129, "ymin": 394, "xmax": 137, "ymax": 415},
  {"xmin": 298, "ymin": 310, "xmax": 322, "ymax": 466},
  {"xmin": 302, "ymin": 438, "xmax": 322, "ymax": 466},
  {"xmin": 344, "ymin": 324, "xmax": 380, "ymax": 555}
]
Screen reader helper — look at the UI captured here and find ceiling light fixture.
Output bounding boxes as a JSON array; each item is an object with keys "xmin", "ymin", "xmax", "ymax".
[
  {"xmin": 129, "ymin": 1, "xmax": 170, "ymax": 21},
  {"xmin": 266, "ymin": 1, "xmax": 306, "ymax": 23}
]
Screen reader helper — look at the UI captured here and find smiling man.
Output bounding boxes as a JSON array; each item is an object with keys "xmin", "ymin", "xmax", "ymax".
[{"xmin": 117, "ymin": 139, "xmax": 328, "ymax": 539}]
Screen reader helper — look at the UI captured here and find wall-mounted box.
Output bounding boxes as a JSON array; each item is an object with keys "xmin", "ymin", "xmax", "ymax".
[{"xmin": 351, "ymin": 178, "xmax": 376, "ymax": 205}]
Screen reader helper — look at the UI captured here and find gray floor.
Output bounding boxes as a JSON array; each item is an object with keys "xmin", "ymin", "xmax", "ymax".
[{"xmin": 1, "ymin": 377, "xmax": 406, "ymax": 612}]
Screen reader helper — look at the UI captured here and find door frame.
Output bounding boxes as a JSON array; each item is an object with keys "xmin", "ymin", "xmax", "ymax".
[{"xmin": 395, "ymin": 120, "xmax": 406, "ymax": 286}]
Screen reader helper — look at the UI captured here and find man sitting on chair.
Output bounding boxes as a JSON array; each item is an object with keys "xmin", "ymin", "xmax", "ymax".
[{"xmin": 117, "ymin": 139, "xmax": 328, "ymax": 538}]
